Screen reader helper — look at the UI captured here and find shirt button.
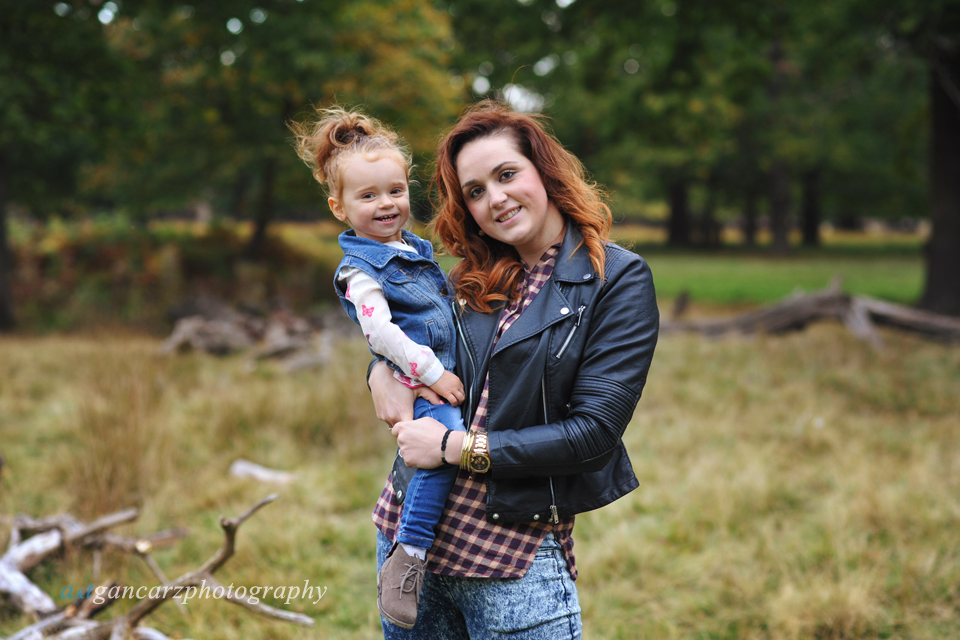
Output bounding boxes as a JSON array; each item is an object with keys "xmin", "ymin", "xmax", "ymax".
[
  {"xmin": 492, "ymin": 513, "xmax": 500, "ymax": 520},
  {"xmin": 396, "ymin": 490, "xmax": 403, "ymax": 500},
  {"xmin": 560, "ymin": 307, "xmax": 570, "ymax": 315},
  {"xmin": 583, "ymin": 273, "xmax": 591, "ymax": 279},
  {"xmin": 533, "ymin": 514, "xmax": 540, "ymax": 521}
]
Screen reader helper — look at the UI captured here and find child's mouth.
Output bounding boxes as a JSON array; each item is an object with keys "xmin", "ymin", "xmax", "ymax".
[{"xmin": 375, "ymin": 214, "xmax": 399, "ymax": 222}]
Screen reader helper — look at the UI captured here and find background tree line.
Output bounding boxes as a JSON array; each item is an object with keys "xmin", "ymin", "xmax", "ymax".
[{"xmin": 1, "ymin": 0, "xmax": 958, "ymax": 332}]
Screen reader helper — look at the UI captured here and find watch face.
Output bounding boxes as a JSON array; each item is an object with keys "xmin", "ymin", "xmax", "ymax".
[{"xmin": 470, "ymin": 453, "xmax": 491, "ymax": 473}]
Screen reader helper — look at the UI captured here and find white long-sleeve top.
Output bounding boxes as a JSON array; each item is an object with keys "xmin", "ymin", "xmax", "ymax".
[{"xmin": 337, "ymin": 241, "xmax": 445, "ymax": 388}]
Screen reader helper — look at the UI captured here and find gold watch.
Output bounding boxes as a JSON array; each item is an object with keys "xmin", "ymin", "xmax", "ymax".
[{"xmin": 469, "ymin": 432, "xmax": 491, "ymax": 474}]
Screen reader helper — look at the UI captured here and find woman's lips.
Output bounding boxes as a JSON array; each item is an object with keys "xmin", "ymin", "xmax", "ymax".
[{"xmin": 496, "ymin": 206, "xmax": 521, "ymax": 224}]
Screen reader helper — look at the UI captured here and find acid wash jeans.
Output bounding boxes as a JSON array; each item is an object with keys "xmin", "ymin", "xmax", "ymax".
[{"xmin": 376, "ymin": 529, "xmax": 582, "ymax": 639}]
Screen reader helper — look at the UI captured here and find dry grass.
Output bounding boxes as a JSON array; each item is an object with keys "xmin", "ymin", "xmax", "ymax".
[{"xmin": 1, "ymin": 322, "xmax": 958, "ymax": 639}]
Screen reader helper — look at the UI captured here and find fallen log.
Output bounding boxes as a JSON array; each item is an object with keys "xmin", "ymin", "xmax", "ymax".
[
  {"xmin": 661, "ymin": 280, "xmax": 960, "ymax": 345},
  {"xmin": 3, "ymin": 495, "xmax": 314, "ymax": 639}
]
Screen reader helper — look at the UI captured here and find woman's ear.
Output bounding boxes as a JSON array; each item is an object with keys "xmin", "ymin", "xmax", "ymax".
[{"xmin": 328, "ymin": 196, "xmax": 347, "ymax": 223}]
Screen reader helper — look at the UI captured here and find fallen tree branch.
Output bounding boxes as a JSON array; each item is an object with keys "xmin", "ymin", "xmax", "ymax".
[
  {"xmin": 5, "ymin": 494, "xmax": 314, "ymax": 639},
  {"xmin": 1, "ymin": 509, "xmax": 139, "ymax": 615},
  {"xmin": 661, "ymin": 280, "xmax": 960, "ymax": 345}
]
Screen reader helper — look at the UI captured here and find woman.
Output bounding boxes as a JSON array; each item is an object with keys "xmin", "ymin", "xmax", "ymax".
[{"xmin": 369, "ymin": 100, "xmax": 659, "ymax": 638}]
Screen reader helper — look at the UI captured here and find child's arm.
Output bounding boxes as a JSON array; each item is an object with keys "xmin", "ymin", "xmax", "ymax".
[
  {"xmin": 427, "ymin": 369, "xmax": 464, "ymax": 407},
  {"xmin": 341, "ymin": 268, "xmax": 446, "ymax": 387}
]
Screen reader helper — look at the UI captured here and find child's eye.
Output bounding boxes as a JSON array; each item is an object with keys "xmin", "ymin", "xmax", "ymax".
[{"xmin": 391, "ymin": 187, "xmax": 405, "ymax": 195}]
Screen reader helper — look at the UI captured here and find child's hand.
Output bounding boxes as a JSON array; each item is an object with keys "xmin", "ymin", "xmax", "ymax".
[{"xmin": 429, "ymin": 370, "xmax": 465, "ymax": 407}]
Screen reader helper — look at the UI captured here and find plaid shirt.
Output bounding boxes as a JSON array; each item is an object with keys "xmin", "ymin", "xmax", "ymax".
[{"xmin": 372, "ymin": 243, "xmax": 577, "ymax": 579}]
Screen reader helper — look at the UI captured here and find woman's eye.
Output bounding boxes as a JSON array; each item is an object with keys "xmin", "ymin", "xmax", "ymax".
[
  {"xmin": 499, "ymin": 170, "xmax": 516, "ymax": 181},
  {"xmin": 468, "ymin": 187, "xmax": 483, "ymax": 200}
]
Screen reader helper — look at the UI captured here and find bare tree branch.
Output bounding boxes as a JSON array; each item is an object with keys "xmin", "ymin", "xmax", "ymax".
[
  {"xmin": 3, "ymin": 496, "xmax": 313, "ymax": 638},
  {"xmin": 1, "ymin": 508, "xmax": 140, "ymax": 615},
  {"xmin": 203, "ymin": 576, "xmax": 315, "ymax": 627}
]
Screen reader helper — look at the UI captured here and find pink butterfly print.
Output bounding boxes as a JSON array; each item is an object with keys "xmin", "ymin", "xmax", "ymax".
[
  {"xmin": 362, "ymin": 304, "xmax": 374, "ymax": 317},
  {"xmin": 345, "ymin": 283, "xmax": 351, "ymax": 298},
  {"xmin": 409, "ymin": 362, "xmax": 420, "ymax": 377}
]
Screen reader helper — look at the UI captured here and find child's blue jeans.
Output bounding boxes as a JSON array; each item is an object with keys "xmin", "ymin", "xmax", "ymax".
[{"xmin": 396, "ymin": 397, "xmax": 466, "ymax": 549}]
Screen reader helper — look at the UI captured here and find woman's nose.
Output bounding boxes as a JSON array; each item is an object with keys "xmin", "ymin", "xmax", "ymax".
[{"xmin": 488, "ymin": 185, "xmax": 507, "ymax": 207}]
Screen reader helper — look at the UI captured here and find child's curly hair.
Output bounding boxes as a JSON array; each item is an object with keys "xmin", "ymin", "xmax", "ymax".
[{"xmin": 290, "ymin": 106, "xmax": 412, "ymax": 200}]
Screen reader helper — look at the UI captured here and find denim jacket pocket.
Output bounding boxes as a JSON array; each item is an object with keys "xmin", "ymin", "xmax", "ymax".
[{"xmin": 384, "ymin": 264, "xmax": 423, "ymax": 285}]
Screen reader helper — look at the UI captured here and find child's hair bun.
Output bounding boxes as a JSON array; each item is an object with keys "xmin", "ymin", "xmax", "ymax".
[
  {"xmin": 291, "ymin": 106, "xmax": 410, "ymax": 196},
  {"xmin": 332, "ymin": 118, "xmax": 375, "ymax": 147}
]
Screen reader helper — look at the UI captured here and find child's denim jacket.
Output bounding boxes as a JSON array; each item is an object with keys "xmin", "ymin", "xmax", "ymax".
[{"xmin": 335, "ymin": 229, "xmax": 457, "ymax": 374}]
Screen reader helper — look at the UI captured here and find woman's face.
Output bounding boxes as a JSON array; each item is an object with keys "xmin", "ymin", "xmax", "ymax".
[{"xmin": 455, "ymin": 132, "xmax": 565, "ymax": 267}]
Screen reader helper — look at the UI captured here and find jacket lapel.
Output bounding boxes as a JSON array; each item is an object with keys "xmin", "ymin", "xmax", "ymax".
[{"xmin": 492, "ymin": 224, "xmax": 595, "ymax": 355}]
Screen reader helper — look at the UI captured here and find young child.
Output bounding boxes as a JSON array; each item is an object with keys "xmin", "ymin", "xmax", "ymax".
[{"xmin": 292, "ymin": 107, "xmax": 465, "ymax": 629}]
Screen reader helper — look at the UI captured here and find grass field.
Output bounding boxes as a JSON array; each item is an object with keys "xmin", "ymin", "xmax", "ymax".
[{"xmin": 2, "ymin": 319, "xmax": 958, "ymax": 639}]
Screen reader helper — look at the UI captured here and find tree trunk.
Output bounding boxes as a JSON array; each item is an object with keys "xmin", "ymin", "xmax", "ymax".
[
  {"xmin": 918, "ymin": 49, "xmax": 960, "ymax": 316},
  {"xmin": 743, "ymin": 190, "xmax": 758, "ymax": 246},
  {"xmin": 244, "ymin": 158, "xmax": 276, "ymax": 262},
  {"xmin": 697, "ymin": 175, "xmax": 721, "ymax": 247},
  {"xmin": 769, "ymin": 159, "xmax": 791, "ymax": 254},
  {"xmin": 667, "ymin": 178, "xmax": 691, "ymax": 247},
  {"xmin": 0, "ymin": 150, "xmax": 16, "ymax": 332},
  {"xmin": 801, "ymin": 167, "xmax": 822, "ymax": 247},
  {"xmin": 767, "ymin": 36, "xmax": 791, "ymax": 254}
]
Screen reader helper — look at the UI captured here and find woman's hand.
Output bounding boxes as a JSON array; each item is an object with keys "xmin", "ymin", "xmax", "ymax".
[
  {"xmin": 369, "ymin": 361, "xmax": 445, "ymax": 427},
  {"xmin": 391, "ymin": 417, "xmax": 465, "ymax": 469}
]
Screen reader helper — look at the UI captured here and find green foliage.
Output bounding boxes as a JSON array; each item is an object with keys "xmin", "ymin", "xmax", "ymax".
[
  {"xmin": 446, "ymin": 0, "xmax": 930, "ymax": 226},
  {"xmin": 0, "ymin": 2, "xmax": 121, "ymax": 213},
  {"xmin": 8, "ymin": 217, "xmax": 341, "ymax": 332},
  {"xmin": 88, "ymin": 0, "xmax": 462, "ymax": 222}
]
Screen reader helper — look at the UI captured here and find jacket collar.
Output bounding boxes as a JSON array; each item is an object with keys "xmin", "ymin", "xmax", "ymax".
[
  {"xmin": 489, "ymin": 222, "xmax": 597, "ymax": 355},
  {"xmin": 338, "ymin": 229, "xmax": 434, "ymax": 269},
  {"xmin": 552, "ymin": 223, "xmax": 597, "ymax": 284}
]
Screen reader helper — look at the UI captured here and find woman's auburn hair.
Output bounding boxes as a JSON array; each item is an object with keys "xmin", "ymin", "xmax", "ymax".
[{"xmin": 430, "ymin": 100, "xmax": 612, "ymax": 313}]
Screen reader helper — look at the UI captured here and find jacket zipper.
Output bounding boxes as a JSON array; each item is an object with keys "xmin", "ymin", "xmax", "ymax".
[
  {"xmin": 554, "ymin": 305, "xmax": 586, "ymax": 360},
  {"xmin": 542, "ymin": 376, "xmax": 560, "ymax": 524},
  {"xmin": 453, "ymin": 299, "xmax": 477, "ymax": 416}
]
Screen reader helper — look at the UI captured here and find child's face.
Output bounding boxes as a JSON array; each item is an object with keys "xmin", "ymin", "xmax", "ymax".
[{"xmin": 329, "ymin": 154, "xmax": 410, "ymax": 243}]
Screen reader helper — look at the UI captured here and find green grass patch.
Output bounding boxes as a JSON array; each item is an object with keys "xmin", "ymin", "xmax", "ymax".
[{"xmin": 640, "ymin": 253, "xmax": 923, "ymax": 305}]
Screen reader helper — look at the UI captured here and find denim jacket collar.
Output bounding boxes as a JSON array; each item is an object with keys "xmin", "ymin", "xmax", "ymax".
[{"xmin": 338, "ymin": 228, "xmax": 435, "ymax": 269}]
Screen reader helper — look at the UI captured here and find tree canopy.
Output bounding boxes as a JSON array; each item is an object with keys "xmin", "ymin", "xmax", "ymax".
[{"xmin": 2, "ymin": 0, "xmax": 957, "ymax": 323}]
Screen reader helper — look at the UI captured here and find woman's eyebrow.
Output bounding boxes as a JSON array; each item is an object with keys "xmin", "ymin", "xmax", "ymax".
[{"xmin": 460, "ymin": 161, "xmax": 513, "ymax": 190}]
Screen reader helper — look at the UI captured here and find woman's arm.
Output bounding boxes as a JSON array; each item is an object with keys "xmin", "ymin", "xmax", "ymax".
[{"xmin": 488, "ymin": 249, "xmax": 659, "ymax": 478}]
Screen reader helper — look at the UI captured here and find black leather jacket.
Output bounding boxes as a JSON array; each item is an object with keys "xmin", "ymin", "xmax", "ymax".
[{"xmin": 392, "ymin": 223, "xmax": 659, "ymax": 524}]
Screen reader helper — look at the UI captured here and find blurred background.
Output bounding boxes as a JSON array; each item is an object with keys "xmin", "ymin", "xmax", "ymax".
[
  {"xmin": 1, "ymin": 0, "xmax": 958, "ymax": 332},
  {"xmin": 2, "ymin": 2, "xmax": 959, "ymax": 639}
]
